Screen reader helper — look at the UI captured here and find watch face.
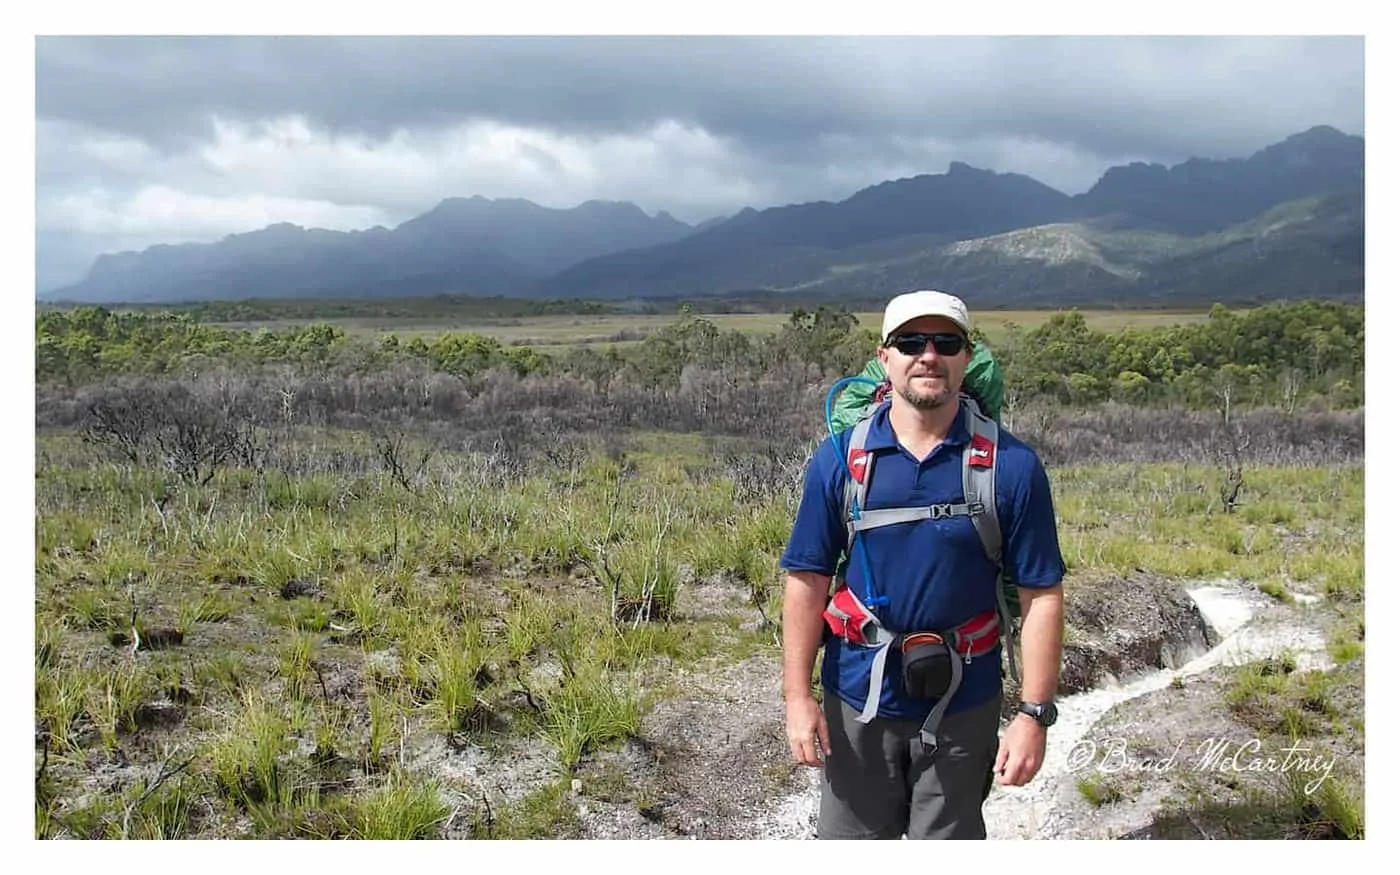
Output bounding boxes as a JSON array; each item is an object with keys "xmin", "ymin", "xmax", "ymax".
[{"xmin": 1022, "ymin": 701, "xmax": 1057, "ymax": 726}]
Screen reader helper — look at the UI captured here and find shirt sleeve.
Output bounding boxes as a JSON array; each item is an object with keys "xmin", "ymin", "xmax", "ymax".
[
  {"xmin": 1000, "ymin": 450, "xmax": 1067, "ymax": 588},
  {"xmin": 779, "ymin": 443, "xmax": 848, "ymax": 576}
]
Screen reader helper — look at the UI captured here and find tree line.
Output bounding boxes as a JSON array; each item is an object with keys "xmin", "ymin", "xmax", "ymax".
[
  {"xmin": 36, "ymin": 294, "xmax": 623, "ymax": 324},
  {"xmin": 35, "ymin": 299, "xmax": 1363, "ymax": 412},
  {"xmin": 993, "ymin": 301, "xmax": 1362, "ymax": 412}
]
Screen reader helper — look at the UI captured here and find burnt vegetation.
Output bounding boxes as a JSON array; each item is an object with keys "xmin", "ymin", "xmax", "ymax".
[
  {"xmin": 32, "ymin": 297, "xmax": 1365, "ymax": 840},
  {"xmin": 40, "ymin": 299, "xmax": 1365, "ymax": 474}
]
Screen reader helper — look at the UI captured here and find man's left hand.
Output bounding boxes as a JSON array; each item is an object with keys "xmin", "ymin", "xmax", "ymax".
[{"xmin": 993, "ymin": 715, "xmax": 1047, "ymax": 786}]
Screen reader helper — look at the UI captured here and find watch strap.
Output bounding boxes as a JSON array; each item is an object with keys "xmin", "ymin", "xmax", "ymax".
[{"xmin": 1018, "ymin": 700, "xmax": 1055, "ymax": 725}]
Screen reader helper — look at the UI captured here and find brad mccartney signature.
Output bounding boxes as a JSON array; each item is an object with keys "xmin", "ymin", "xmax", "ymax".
[{"xmin": 1065, "ymin": 736, "xmax": 1337, "ymax": 795}]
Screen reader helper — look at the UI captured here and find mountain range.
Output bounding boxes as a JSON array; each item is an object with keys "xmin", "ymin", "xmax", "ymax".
[{"xmin": 45, "ymin": 125, "xmax": 1365, "ymax": 307}]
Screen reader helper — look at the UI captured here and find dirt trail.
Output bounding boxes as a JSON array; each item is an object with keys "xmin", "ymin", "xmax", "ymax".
[
  {"xmin": 573, "ymin": 576, "xmax": 1337, "ymax": 841},
  {"xmin": 983, "ymin": 581, "xmax": 1332, "ymax": 839},
  {"xmin": 571, "ymin": 653, "xmax": 809, "ymax": 839},
  {"xmin": 394, "ymin": 574, "xmax": 1339, "ymax": 840}
]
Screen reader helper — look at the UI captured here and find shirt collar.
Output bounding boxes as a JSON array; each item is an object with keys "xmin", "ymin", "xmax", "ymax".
[{"xmin": 862, "ymin": 397, "xmax": 973, "ymax": 453}]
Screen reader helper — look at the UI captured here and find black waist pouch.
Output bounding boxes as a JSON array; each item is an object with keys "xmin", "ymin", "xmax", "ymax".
[{"xmin": 899, "ymin": 632, "xmax": 954, "ymax": 701}]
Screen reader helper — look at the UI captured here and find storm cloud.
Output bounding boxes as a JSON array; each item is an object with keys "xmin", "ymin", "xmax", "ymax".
[{"xmin": 35, "ymin": 35, "xmax": 1364, "ymax": 292}]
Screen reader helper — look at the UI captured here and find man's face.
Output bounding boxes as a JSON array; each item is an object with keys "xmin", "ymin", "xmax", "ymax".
[{"xmin": 877, "ymin": 315, "xmax": 972, "ymax": 411}]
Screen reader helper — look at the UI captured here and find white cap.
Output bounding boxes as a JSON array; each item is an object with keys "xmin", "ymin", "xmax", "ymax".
[{"xmin": 881, "ymin": 290, "xmax": 972, "ymax": 342}]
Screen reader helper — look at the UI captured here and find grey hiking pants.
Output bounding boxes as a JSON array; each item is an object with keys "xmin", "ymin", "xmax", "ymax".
[{"xmin": 817, "ymin": 690, "xmax": 1001, "ymax": 840}]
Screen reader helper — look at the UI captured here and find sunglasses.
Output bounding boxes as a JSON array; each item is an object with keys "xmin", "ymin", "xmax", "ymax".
[{"xmin": 886, "ymin": 332, "xmax": 968, "ymax": 357}]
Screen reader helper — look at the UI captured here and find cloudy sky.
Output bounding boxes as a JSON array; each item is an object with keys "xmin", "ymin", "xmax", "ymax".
[{"xmin": 34, "ymin": 35, "xmax": 1364, "ymax": 292}]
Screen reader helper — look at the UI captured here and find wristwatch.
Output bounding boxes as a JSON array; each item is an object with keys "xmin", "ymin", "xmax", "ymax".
[{"xmin": 1017, "ymin": 700, "xmax": 1058, "ymax": 727}]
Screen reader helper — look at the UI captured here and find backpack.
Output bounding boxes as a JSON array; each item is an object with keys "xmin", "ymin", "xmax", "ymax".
[
  {"xmin": 825, "ymin": 341, "xmax": 1021, "ymax": 629},
  {"xmin": 828, "ymin": 341, "xmax": 1005, "ymax": 432},
  {"xmin": 824, "ymin": 390, "xmax": 1022, "ymax": 690}
]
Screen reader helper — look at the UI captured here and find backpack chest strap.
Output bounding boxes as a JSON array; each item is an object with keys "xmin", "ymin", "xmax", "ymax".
[{"xmin": 850, "ymin": 502, "xmax": 983, "ymax": 532}]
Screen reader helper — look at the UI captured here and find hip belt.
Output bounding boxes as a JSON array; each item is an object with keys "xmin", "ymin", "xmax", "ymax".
[{"xmin": 823, "ymin": 585, "xmax": 1001, "ymax": 751}]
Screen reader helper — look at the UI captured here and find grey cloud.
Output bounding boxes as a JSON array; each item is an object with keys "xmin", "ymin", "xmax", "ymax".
[
  {"xmin": 34, "ymin": 35, "xmax": 1364, "ymax": 292},
  {"xmin": 38, "ymin": 229, "xmax": 159, "ymax": 292},
  {"xmin": 38, "ymin": 36, "xmax": 1363, "ymax": 166}
]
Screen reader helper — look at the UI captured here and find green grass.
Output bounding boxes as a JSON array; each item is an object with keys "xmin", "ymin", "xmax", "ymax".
[
  {"xmin": 540, "ymin": 651, "xmax": 647, "ymax": 772},
  {"xmin": 469, "ymin": 779, "xmax": 582, "ymax": 839},
  {"xmin": 120, "ymin": 775, "xmax": 201, "ymax": 839},
  {"xmin": 1051, "ymin": 463, "xmax": 1363, "ymax": 597},
  {"xmin": 1225, "ymin": 659, "xmax": 1330, "ymax": 738},
  {"xmin": 277, "ymin": 628, "xmax": 317, "ymax": 701},
  {"xmin": 1076, "ymin": 775, "xmax": 1129, "ymax": 807},
  {"xmin": 421, "ymin": 623, "xmax": 494, "ymax": 735},
  {"xmin": 88, "ymin": 662, "xmax": 148, "ymax": 750},
  {"xmin": 341, "ymin": 771, "xmax": 452, "ymax": 839},
  {"xmin": 33, "ymin": 426, "xmax": 1362, "ymax": 839},
  {"xmin": 207, "ymin": 688, "xmax": 303, "ymax": 812},
  {"xmin": 1150, "ymin": 768, "xmax": 1364, "ymax": 840}
]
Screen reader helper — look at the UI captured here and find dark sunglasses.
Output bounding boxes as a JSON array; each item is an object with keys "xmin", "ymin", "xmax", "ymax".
[{"xmin": 886, "ymin": 332, "xmax": 967, "ymax": 357}]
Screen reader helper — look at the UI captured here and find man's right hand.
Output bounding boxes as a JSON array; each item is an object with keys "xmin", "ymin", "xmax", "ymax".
[
  {"xmin": 781, "ymin": 570, "xmax": 835, "ymax": 767},
  {"xmin": 785, "ymin": 694, "xmax": 831, "ymax": 766}
]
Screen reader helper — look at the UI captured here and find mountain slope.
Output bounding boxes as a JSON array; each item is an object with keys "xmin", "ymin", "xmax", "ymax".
[
  {"xmin": 1070, "ymin": 125, "xmax": 1364, "ymax": 233},
  {"xmin": 533, "ymin": 126, "xmax": 1363, "ymax": 301},
  {"xmin": 44, "ymin": 126, "xmax": 1364, "ymax": 307},
  {"xmin": 532, "ymin": 162, "xmax": 1072, "ymax": 299},
  {"xmin": 778, "ymin": 191, "xmax": 1363, "ymax": 305},
  {"xmin": 49, "ymin": 197, "xmax": 696, "ymax": 303}
]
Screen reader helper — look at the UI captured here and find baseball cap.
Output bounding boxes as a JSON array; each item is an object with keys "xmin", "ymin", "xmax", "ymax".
[{"xmin": 881, "ymin": 290, "xmax": 972, "ymax": 342}]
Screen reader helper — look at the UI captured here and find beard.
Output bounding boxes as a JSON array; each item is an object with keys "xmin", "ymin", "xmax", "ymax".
[{"xmin": 898, "ymin": 370, "xmax": 957, "ymax": 410}]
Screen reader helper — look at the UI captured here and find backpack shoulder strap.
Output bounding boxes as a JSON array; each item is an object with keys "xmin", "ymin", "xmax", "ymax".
[
  {"xmin": 961, "ymin": 402, "xmax": 1001, "ymax": 565},
  {"xmin": 963, "ymin": 401, "xmax": 1021, "ymax": 683},
  {"xmin": 842, "ymin": 411, "xmax": 879, "ymax": 560}
]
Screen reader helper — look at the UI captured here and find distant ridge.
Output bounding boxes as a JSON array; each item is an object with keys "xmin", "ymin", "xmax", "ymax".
[{"xmin": 46, "ymin": 125, "xmax": 1363, "ymax": 308}]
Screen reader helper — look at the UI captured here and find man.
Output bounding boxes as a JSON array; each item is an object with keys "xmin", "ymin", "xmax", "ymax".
[{"xmin": 779, "ymin": 289, "xmax": 1066, "ymax": 840}]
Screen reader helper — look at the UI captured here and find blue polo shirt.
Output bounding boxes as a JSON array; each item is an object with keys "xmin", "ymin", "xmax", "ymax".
[{"xmin": 780, "ymin": 399, "xmax": 1065, "ymax": 721}]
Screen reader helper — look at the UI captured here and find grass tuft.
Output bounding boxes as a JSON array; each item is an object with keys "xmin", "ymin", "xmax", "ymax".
[{"xmin": 344, "ymin": 771, "xmax": 452, "ymax": 839}]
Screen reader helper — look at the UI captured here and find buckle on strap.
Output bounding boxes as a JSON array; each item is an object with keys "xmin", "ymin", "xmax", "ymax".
[{"xmin": 823, "ymin": 584, "xmax": 890, "ymax": 647}]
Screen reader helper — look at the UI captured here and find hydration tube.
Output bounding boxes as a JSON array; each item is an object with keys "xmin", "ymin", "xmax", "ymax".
[
  {"xmin": 822, "ymin": 376, "xmax": 888, "ymax": 610},
  {"xmin": 823, "ymin": 376, "xmax": 882, "ymax": 449}
]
